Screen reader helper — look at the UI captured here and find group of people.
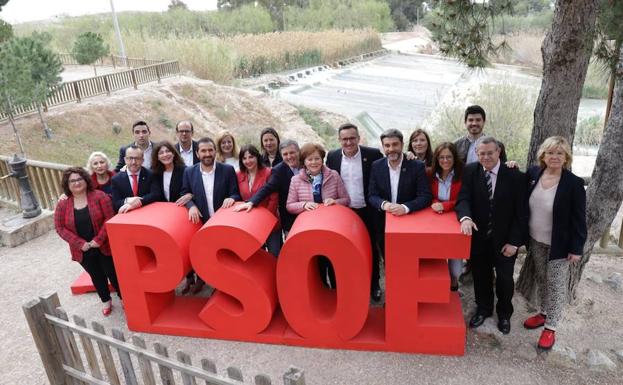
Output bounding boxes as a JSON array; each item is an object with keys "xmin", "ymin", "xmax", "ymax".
[{"xmin": 54, "ymin": 105, "xmax": 587, "ymax": 351}]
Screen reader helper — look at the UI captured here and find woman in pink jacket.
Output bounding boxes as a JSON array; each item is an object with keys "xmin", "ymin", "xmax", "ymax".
[{"xmin": 286, "ymin": 142, "xmax": 350, "ymax": 288}]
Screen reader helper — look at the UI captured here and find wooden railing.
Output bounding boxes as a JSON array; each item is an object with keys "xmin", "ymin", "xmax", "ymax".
[
  {"xmin": 0, "ymin": 61, "xmax": 180, "ymax": 122},
  {"xmin": 23, "ymin": 293, "xmax": 306, "ymax": 385},
  {"xmin": 0, "ymin": 156, "xmax": 68, "ymax": 211},
  {"xmin": 58, "ymin": 53, "xmax": 165, "ymax": 69}
]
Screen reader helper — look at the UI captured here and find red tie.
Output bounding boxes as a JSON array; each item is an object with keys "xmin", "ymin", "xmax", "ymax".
[{"xmin": 131, "ymin": 174, "xmax": 138, "ymax": 197}]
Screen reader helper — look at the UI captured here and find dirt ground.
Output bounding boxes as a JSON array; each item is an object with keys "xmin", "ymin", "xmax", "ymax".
[{"xmin": 0, "ymin": 228, "xmax": 621, "ymax": 385}]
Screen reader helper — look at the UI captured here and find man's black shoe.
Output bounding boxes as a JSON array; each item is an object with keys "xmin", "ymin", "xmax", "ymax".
[
  {"xmin": 469, "ymin": 313, "xmax": 487, "ymax": 328},
  {"xmin": 498, "ymin": 318, "xmax": 511, "ymax": 334}
]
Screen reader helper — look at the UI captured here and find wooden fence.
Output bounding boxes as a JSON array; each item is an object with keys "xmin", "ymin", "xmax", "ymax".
[
  {"xmin": 0, "ymin": 61, "xmax": 180, "ymax": 122},
  {"xmin": 59, "ymin": 53, "xmax": 165, "ymax": 69},
  {"xmin": 0, "ymin": 156, "xmax": 68, "ymax": 211},
  {"xmin": 23, "ymin": 292, "xmax": 306, "ymax": 385}
]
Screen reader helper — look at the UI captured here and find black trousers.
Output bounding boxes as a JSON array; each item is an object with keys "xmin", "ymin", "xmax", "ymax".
[
  {"xmin": 318, "ymin": 206, "xmax": 380, "ymax": 292},
  {"xmin": 80, "ymin": 249, "xmax": 122, "ymax": 303},
  {"xmin": 471, "ymin": 240, "xmax": 516, "ymax": 319}
]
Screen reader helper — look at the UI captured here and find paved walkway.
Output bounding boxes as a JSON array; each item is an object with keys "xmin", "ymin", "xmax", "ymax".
[{"xmin": 1, "ymin": 229, "xmax": 621, "ymax": 384}]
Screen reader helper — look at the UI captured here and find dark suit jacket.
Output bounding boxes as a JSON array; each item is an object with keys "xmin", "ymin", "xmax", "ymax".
[
  {"xmin": 368, "ymin": 157, "xmax": 432, "ymax": 213},
  {"xmin": 181, "ymin": 162, "xmax": 241, "ymax": 223},
  {"xmin": 326, "ymin": 145, "xmax": 384, "ymax": 201},
  {"xmin": 249, "ymin": 161, "xmax": 297, "ymax": 231},
  {"xmin": 455, "ymin": 162, "xmax": 527, "ymax": 255},
  {"xmin": 111, "ymin": 167, "xmax": 162, "ymax": 212},
  {"xmin": 153, "ymin": 164, "xmax": 186, "ymax": 203},
  {"xmin": 115, "ymin": 141, "xmax": 155, "ymax": 172},
  {"xmin": 526, "ymin": 166, "xmax": 586, "ymax": 260},
  {"xmin": 176, "ymin": 140, "xmax": 200, "ymax": 165}
]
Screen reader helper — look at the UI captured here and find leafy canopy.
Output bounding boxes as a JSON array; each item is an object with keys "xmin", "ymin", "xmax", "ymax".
[{"xmin": 72, "ymin": 32, "xmax": 109, "ymax": 66}]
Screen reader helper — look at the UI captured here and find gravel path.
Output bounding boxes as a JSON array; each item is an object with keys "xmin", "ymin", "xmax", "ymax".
[{"xmin": 1, "ymin": 230, "xmax": 621, "ymax": 385}]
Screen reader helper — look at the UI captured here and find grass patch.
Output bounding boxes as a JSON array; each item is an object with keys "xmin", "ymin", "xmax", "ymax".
[
  {"xmin": 296, "ymin": 106, "xmax": 339, "ymax": 150},
  {"xmin": 582, "ymin": 59, "xmax": 610, "ymax": 99}
]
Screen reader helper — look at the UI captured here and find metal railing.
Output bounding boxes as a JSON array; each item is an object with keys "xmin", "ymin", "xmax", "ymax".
[
  {"xmin": 23, "ymin": 293, "xmax": 306, "ymax": 385},
  {"xmin": 0, "ymin": 61, "xmax": 181, "ymax": 122},
  {"xmin": 58, "ymin": 53, "xmax": 165, "ymax": 69},
  {"xmin": 0, "ymin": 156, "xmax": 68, "ymax": 211}
]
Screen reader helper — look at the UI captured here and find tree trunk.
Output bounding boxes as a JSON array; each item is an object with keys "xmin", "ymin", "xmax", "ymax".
[
  {"xmin": 3, "ymin": 95, "xmax": 26, "ymax": 156},
  {"xmin": 568, "ymin": 42, "xmax": 623, "ymax": 301},
  {"xmin": 36, "ymin": 104, "xmax": 52, "ymax": 139},
  {"xmin": 526, "ymin": 0, "xmax": 600, "ymax": 167}
]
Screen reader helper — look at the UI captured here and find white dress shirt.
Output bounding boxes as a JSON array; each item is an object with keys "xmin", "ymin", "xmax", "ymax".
[
  {"xmin": 162, "ymin": 170, "xmax": 172, "ymax": 201},
  {"xmin": 340, "ymin": 147, "xmax": 365, "ymax": 209},
  {"xmin": 141, "ymin": 142, "xmax": 153, "ymax": 169},
  {"xmin": 179, "ymin": 144, "xmax": 194, "ymax": 167},
  {"xmin": 385, "ymin": 155, "xmax": 410, "ymax": 214},
  {"xmin": 201, "ymin": 165, "xmax": 216, "ymax": 217}
]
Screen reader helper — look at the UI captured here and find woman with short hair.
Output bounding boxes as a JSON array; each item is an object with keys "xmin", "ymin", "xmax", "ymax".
[
  {"xmin": 520, "ymin": 136, "xmax": 587, "ymax": 350},
  {"xmin": 86, "ymin": 152, "xmax": 115, "ymax": 196}
]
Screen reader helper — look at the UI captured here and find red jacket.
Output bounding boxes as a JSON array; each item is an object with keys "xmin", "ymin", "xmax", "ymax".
[
  {"xmin": 429, "ymin": 174, "xmax": 462, "ymax": 212},
  {"xmin": 236, "ymin": 167, "xmax": 278, "ymax": 216},
  {"xmin": 54, "ymin": 189, "xmax": 115, "ymax": 262}
]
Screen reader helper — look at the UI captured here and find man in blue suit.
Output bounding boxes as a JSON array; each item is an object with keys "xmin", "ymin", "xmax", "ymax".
[
  {"xmin": 111, "ymin": 145, "xmax": 161, "ymax": 213},
  {"xmin": 181, "ymin": 137, "xmax": 241, "ymax": 224},
  {"xmin": 180, "ymin": 136, "xmax": 241, "ymax": 294},
  {"xmin": 368, "ymin": 129, "xmax": 432, "ymax": 283}
]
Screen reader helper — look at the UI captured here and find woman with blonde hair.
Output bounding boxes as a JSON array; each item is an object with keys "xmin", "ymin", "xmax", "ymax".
[
  {"xmin": 519, "ymin": 136, "xmax": 586, "ymax": 350},
  {"xmin": 86, "ymin": 152, "xmax": 115, "ymax": 196},
  {"xmin": 215, "ymin": 130, "xmax": 240, "ymax": 171}
]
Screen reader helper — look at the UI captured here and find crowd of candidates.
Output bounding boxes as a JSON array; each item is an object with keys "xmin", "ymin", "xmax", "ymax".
[{"xmin": 54, "ymin": 105, "xmax": 586, "ymax": 351}]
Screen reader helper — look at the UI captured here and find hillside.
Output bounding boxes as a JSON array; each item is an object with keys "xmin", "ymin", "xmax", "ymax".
[{"xmin": 0, "ymin": 76, "xmax": 347, "ymax": 165}]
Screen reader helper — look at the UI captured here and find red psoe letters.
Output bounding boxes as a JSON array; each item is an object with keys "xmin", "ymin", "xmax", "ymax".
[{"xmin": 106, "ymin": 203, "xmax": 470, "ymax": 355}]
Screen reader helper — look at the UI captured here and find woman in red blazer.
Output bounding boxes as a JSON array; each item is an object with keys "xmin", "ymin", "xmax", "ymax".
[
  {"xmin": 54, "ymin": 167, "xmax": 121, "ymax": 316},
  {"xmin": 236, "ymin": 144, "xmax": 280, "ymax": 256},
  {"xmin": 429, "ymin": 142, "xmax": 464, "ymax": 291}
]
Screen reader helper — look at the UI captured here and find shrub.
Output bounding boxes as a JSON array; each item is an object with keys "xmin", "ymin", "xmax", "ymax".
[
  {"xmin": 427, "ymin": 81, "xmax": 538, "ymax": 167},
  {"xmin": 575, "ymin": 115, "xmax": 604, "ymax": 146}
]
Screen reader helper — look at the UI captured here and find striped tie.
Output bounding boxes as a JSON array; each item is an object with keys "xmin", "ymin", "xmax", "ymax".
[{"xmin": 485, "ymin": 170, "xmax": 493, "ymax": 237}]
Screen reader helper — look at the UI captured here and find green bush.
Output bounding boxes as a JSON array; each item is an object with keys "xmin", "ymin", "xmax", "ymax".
[
  {"xmin": 284, "ymin": 0, "xmax": 394, "ymax": 32},
  {"xmin": 575, "ymin": 115, "xmax": 604, "ymax": 146},
  {"xmin": 582, "ymin": 59, "xmax": 610, "ymax": 99},
  {"xmin": 296, "ymin": 105, "xmax": 339, "ymax": 150},
  {"xmin": 429, "ymin": 81, "xmax": 537, "ymax": 167}
]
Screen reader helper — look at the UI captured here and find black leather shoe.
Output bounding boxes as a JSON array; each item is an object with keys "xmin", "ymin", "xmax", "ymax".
[
  {"xmin": 371, "ymin": 288, "xmax": 382, "ymax": 302},
  {"xmin": 469, "ymin": 313, "xmax": 487, "ymax": 328},
  {"xmin": 498, "ymin": 318, "xmax": 511, "ymax": 334}
]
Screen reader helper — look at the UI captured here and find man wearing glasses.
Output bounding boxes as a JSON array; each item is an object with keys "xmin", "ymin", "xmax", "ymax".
[
  {"xmin": 326, "ymin": 123, "xmax": 383, "ymax": 300},
  {"xmin": 175, "ymin": 120, "xmax": 199, "ymax": 166},
  {"xmin": 111, "ymin": 145, "xmax": 161, "ymax": 213}
]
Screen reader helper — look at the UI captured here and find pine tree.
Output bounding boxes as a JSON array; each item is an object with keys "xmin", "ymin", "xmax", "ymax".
[{"xmin": 72, "ymin": 32, "xmax": 110, "ymax": 77}]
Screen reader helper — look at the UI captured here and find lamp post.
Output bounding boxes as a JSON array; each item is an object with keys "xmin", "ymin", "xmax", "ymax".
[
  {"xmin": 5, "ymin": 155, "xmax": 41, "ymax": 218},
  {"xmin": 110, "ymin": 0, "xmax": 127, "ymax": 66}
]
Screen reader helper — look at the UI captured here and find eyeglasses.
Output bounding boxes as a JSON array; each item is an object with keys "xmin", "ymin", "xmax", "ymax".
[
  {"xmin": 177, "ymin": 130, "xmax": 192, "ymax": 134},
  {"xmin": 68, "ymin": 178, "xmax": 84, "ymax": 184},
  {"xmin": 126, "ymin": 156, "xmax": 143, "ymax": 162}
]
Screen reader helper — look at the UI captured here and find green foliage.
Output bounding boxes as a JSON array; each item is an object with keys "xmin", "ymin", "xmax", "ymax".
[
  {"xmin": 594, "ymin": 0, "xmax": 623, "ymax": 73},
  {"xmin": 428, "ymin": 1, "xmax": 515, "ymax": 68},
  {"xmin": 0, "ymin": 18, "xmax": 13, "ymax": 44},
  {"xmin": 296, "ymin": 105, "xmax": 339, "ymax": 149},
  {"xmin": 0, "ymin": 36, "xmax": 62, "ymax": 108},
  {"xmin": 168, "ymin": 0, "xmax": 188, "ymax": 11},
  {"xmin": 284, "ymin": 0, "xmax": 394, "ymax": 32},
  {"xmin": 0, "ymin": 0, "xmax": 9, "ymax": 11},
  {"xmin": 575, "ymin": 115, "xmax": 604, "ymax": 146},
  {"xmin": 582, "ymin": 59, "xmax": 610, "ymax": 99},
  {"xmin": 387, "ymin": 0, "xmax": 425, "ymax": 31},
  {"xmin": 71, "ymin": 32, "xmax": 109, "ymax": 66},
  {"xmin": 429, "ymin": 81, "xmax": 537, "ymax": 168}
]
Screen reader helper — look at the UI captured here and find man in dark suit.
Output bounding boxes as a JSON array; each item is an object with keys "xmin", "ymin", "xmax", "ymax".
[
  {"xmin": 175, "ymin": 120, "xmax": 199, "ymax": 166},
  {"xmin": 115, "ymin": 120, "xmax": 155, "ymax": 172},
  {"xmin": 111, "ymin": 145, "xmax": 161, "ymax": 213},
  {"xmin": 368, "ymin": 129, "xmax": 433, "ymax": 297},
  {"xmin": 455, "ymin": 136, "xmax": 527, "ymax": 335},
  {"xmin": 233, "ymin": 139, "xmax": 301, "ymax": 236},
  {"xmin": 181, "ymin": 137, "xmax": 241, "ymax": 224},
  {"xmin": 326, "ymin": 123, "xmax": 384, "ymax": 300}
]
